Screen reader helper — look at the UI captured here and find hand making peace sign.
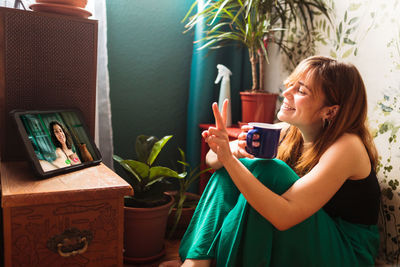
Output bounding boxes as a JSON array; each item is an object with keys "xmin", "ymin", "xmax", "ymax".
[{"xmin": 202, "ymin": 99, "xmax": 254, "ymax": 165}]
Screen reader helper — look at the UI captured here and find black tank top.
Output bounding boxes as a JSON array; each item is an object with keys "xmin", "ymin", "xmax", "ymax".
[{"xmin": 323, "ymin": 171, "xmax": 381, "ymax": 225}]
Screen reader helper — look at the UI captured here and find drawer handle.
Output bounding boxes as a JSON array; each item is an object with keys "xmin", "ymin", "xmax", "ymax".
[
  {"xmin": 47, "ymin": 227, "xmax": 93, "ymax": 257},
  {"xmin": 57, "ymin": 237, "xmax": 88, "ymax": 257}
]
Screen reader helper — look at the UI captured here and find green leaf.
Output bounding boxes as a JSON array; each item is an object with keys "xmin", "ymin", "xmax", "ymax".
[
  {"xmin": 178, "ymin": 147, "xmax": 186, "ymax": 161},
  {"xmin": 135, "ymin": 135, "xmax": 158, "ymax": 163},
  {"xmin": 147, "ymin": 135, "xmax": 173, "ymax": 166},
  {"xmin": 210, "ymin": 0, "xmax": 230, "ymax": 25},
  {"xmin": 345, "ymin": 27, "xmax": 356, "ymax": 35},
  {"xmin": 181, "ymin": 1, "xmax": 197, "ymax": 23},
  {"xmin": 113, "ymin": 155, "xmax": 142, "ymax": 183},
  {"xmin": 336, "ymin": 28, "xmax": 340, "ymax": 43},
  {"xmin": 330, "ymin": 50, "xmax": 337, "ymax": 58},
  {"xmin": 113, "ymin": 154, "xmax": 124, "ymax": 163},
  {"xmin": 342, "ymin": 47, "xmax": 354, "ymax": 58},
  {"xmin": 178, "ymin": 160, "xmax": 190, "ymax": 167},
  {"xmin": 123, "ymin": 160, "xmax": 149, "ymax": 179},
  {"xmin": 343, "ymin": 38, "xmax": 356, "ymax": 45},
  {"xmin": 348, "ymin": 17, "xmax": 359, "ymax": 25},
  {"xmin": 149, "ymin": 166, "xmax": 186, "ymax": 180}
]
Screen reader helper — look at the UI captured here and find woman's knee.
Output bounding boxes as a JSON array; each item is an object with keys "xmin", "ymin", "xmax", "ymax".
[{"xmin": 251, "ymin": 159, "xmax": 299, "ymax": 194}]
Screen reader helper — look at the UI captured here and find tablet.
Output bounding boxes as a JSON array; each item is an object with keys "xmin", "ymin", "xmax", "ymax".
[{"xmin": 11, "ymin": 109, "xmax": 102, "ymax": 178}]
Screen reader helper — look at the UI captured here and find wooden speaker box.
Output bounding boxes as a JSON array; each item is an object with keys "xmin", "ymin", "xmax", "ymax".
[{"xmin": 0, "ymin": 7, "xmax": 98, "ymax": 161}]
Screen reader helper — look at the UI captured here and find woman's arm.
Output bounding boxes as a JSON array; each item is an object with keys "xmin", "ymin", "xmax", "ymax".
[
  {"xmin": 206, "ymin": 100, "xmax": 370, "ymax": 231},
  {"xmin": 222, "ymin": 134, "xmax": 368, "ymax": 230}
]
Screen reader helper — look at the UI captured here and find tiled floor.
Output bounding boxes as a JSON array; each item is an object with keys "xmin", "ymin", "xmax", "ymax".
[{"xmin": 124, "ymin": 239, "xmax": 181, "ymax": 267}]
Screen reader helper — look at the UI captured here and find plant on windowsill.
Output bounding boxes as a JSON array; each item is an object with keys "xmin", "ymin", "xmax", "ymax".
[
  {"xmin": 183, "ymin": 0, "xmax": 331, "ymax": 123},
  {"xmin": 113, "ymin": 135, "xmax": 186, "ymax": 264},
  {"xmin": 166, "ymin": 148, "xmax": 212, "ymax": 240}
]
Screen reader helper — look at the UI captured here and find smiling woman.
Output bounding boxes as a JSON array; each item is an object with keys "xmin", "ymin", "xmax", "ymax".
[
  {"xmin": 49, "ymin": 121, "xmax": 82, "ymax": 168},
  {"xmin": 172, "ymin": 56, "xmax": 381, "ymax": 267}
]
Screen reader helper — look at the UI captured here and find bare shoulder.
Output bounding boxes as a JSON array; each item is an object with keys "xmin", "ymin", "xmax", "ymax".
[
  {"xmin": 321, "ymin": 133, "xmax": 371, "ymax": 178},
  {"xmin": 55, "ymin": 147, "xmax": 63, "ymax": 156},
  {"xmin": 331, "ymin": 133, "xmax": 365, "ymax": 151}
]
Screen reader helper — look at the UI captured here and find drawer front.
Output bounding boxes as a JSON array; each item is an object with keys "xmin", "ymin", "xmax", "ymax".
[{"xmin": 10, "ymin": 198, "xmax": 121, "ymax": 267}]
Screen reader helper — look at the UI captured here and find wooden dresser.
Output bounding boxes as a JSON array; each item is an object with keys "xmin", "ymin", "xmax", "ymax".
[{"xmin": 1, "ymin": 161, "xmax": 132, "ymax": 267}]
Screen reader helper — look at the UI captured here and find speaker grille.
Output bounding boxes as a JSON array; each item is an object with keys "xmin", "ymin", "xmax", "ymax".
[{"xmin": 0, "ymin": 8, "xmax": 98, "ymax": 160}]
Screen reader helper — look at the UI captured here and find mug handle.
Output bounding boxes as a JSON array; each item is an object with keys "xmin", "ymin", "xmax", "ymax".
[{"xmin": 246, "ymin": 129, "xmax": 260, "ymax": 153}]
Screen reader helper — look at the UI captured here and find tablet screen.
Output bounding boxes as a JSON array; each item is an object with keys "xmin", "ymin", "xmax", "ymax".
[{"xmin": 12, "ymin": 109, "xmax": 102, "ymax": 178}]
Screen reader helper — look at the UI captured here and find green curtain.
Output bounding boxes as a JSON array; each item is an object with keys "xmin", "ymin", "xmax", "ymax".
[
  {"xmin": 185, "ymin": 0, "xmax": 252, "ymax": 191},
  {"xmin": 22, "ymin": 114, "xmax": 57, "ymax": 162}
]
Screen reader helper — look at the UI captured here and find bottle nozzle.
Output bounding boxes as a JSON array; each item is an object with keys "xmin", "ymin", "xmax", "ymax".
[{"xmin": 215, "ymin": 64, "xmax": 232, "ymax": 84}]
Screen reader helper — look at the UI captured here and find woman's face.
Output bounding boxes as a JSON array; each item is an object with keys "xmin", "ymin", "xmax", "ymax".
[
  {"xmin": 53, "ymin": 124, "xmax": 66, "ymax": 145},
  {"xmin": 277, "ymin": 76, "xmax": 327, "ymax": 130}
]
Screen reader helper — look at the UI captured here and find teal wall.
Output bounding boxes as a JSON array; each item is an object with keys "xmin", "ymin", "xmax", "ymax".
[{"xmin": 106, "ymin": 0, "xmax": 194, "ymax": 168}]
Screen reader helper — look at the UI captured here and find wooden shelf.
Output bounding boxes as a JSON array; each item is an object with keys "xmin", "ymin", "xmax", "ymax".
[{"xmin": 1, "ymin": 161, "xmax": 132, "ymax": 208}]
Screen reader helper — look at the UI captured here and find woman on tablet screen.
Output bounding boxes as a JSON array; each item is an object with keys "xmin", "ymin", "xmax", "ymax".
[{"xmin": 49, "ymin": 121, "xmax": 81, "ymax": 168}]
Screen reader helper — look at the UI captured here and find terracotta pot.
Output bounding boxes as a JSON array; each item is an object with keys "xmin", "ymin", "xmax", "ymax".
[
  {"xmin": 240, "ymin": 92, "xmax": 278, "ymax": 123},
  {"xmin": 123, "ymin": 195, "xmax": 174, "ymax": 264},
  {"xmin": 166, "ymin": 192, "xmax": 200, "ymax": 240},
  {"xmin": 35, "ymin": 0, "xmax": 88, "ymax": 8}
]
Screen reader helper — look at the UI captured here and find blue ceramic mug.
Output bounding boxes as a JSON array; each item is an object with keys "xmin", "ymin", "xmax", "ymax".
[{"xmin": 246, "ymin": 122, "xmax": 282, "ymax": 159}]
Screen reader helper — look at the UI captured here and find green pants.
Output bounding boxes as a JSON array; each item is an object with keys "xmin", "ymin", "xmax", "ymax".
[{"xmin": 179, "ymin": 158, "xmax": 379, "ymax": 267}]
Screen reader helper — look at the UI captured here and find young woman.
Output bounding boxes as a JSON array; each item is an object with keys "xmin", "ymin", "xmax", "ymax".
[
  {"xmin": 49, "ymin": 121, "xmax": 81, "ymax": 168},
  {"xmin": 162, "ymin": 56, "xmax": 380, "ymax": 267}
]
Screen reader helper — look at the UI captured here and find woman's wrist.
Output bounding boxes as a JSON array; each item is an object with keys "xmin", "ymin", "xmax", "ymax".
[{"xmin": 220, "ymin": 153, "xmax": 237, "ymax": 167}]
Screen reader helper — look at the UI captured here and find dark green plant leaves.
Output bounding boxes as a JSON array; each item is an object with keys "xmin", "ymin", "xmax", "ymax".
[
  {"xmin": 122, "ymin": 159, "xmax": 149, "ymax": 180},
  {"xmin": 148, "ymin": 135, "xmax": 173, "ymax": 166},
  {"xmin": 113, "ymin": 155, "xmax": 142, "ymax": 183},
  {"xmin": 149, "ymin": 166, "xmax": 186, "ymax": 181},
  {"xmin": 135, "ymin": 135, "xmax": 159, "ymax": 163}
]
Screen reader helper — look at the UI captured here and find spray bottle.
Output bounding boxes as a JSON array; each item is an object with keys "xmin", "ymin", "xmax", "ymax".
[{"xmin": 215, "ymin": 64, "xmax": 232, "ymax": 127}]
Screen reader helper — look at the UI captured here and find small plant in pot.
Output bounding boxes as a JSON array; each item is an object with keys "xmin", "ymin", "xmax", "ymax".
[
  {"xmin": 166, "ymin": 148, "xmax": 212, "ymax": 240},
  {"xmin": 113, "ymin": 135, "xmax": 186, "ymax": 264},
  {"xmin": 183, "ymin": 0, "xmax": 331, "ymax": 123}
]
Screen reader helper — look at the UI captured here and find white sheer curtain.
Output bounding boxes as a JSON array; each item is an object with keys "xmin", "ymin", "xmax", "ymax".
[
  {"xmin": 0, "ymin": 0, "xmax": 115, "ymax": 169},
  {"xmin": 87, "ymin": 0, "xmax": 114, "ymax": 169},
  {"xmin": 0, "ymin": 0, "xmax": 34, "ymax": 8}
]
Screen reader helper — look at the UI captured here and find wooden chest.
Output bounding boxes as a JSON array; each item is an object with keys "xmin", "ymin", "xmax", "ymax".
[{"xmin": 1, "ymin": 161, "xmax": 133, "ymax": 267}]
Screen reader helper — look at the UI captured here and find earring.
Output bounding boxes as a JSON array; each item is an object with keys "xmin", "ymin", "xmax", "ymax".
[{"xmin": 323, "ymin": 119, "xmax": 331, "ymax": 129}]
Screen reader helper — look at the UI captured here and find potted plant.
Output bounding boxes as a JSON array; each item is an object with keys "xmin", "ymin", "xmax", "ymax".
[
  {"xmin": 113, "ymin": 135, "xmax": 186, "ymax": 264},
  {"xmin": 183, "ymin": 0, "xmax": 331, "ymax": 123},
  {"xmin": 166, "ymin": 148, "xmax": 212, "ymax": 240}
]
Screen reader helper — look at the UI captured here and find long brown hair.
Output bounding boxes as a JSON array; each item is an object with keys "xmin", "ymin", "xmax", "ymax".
[
  {"xmin": 277, "ymin": 56, "xmax": 378, "ymax": 176},
  {"xmin": 49, "ymin": 121, "xmax": 73, "ymax": 149}
]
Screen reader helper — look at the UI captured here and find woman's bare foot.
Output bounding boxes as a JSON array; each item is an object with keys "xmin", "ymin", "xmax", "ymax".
[
  {"xmin": 159, "ymin": 259, "xmax": 182, "ymax": 267},
  {"xmin": 181, "ymin": 259, "xmax": 212, "ymax": 267}
]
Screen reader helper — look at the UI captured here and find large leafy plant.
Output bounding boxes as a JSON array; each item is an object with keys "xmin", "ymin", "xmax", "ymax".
[
  {"xmin": 183, "ymin": 0, "xmax": 331, "ymax": 91},
  {"xmin": 113, "ymin": 135, "xmax": 186, "ymax": 208}
]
